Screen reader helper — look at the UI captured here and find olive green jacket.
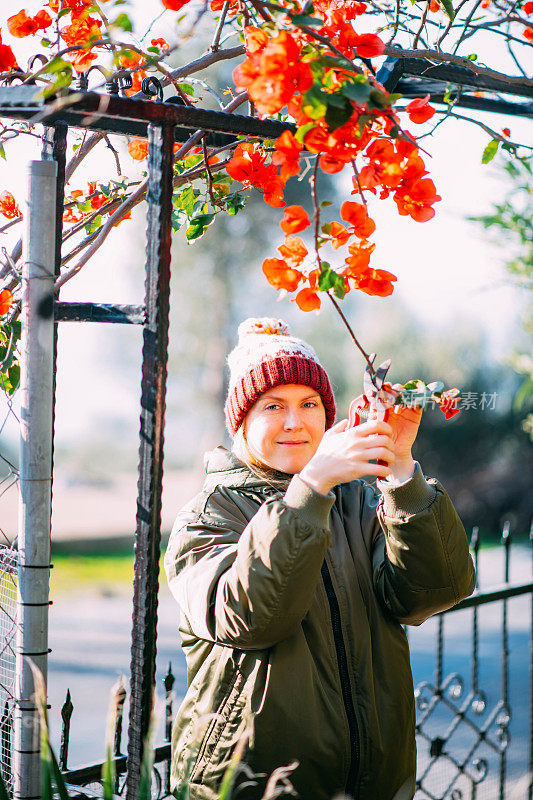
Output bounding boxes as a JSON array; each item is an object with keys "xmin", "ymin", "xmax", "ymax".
[{"xmin": 164, "ymin": 447, "xmax": 475, "ymax": 800}]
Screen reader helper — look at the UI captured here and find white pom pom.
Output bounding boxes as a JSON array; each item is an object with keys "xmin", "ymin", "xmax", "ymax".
[{"xmin": 237, "ymin": 317, "xmax": 290, "ymax": 340}]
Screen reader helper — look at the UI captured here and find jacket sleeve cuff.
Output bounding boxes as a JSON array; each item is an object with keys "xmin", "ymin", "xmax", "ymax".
[
  {"xmin": 377, "ymin": 461, "xmax": 437, "ymax": 518},
  {"xmin": 283, "ymin": 474, "xmax": 335, "ymax": 529}
]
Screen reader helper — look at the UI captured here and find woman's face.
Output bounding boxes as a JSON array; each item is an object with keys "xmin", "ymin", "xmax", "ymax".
[{"xmin": 243, "ymin": 383, "xmax": 326, "ymax": 474}]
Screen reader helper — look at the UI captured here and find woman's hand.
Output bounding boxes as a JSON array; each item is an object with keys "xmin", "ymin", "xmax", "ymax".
[
  {"xmin": 299, "ymin": 417, "xmax": 397, "ymax": 495},
  {"xmin": 299, "ymin": 393, "xmax": 423, "ymax": 495}
]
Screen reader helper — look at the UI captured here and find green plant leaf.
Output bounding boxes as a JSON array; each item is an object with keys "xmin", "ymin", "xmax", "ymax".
[
  {"xmin": 440, "ymin": 0, "xmax": 455, "ymax": 19},
  {"xmin": 291, "ymin": 13, "xmax": 323, "ymax": 27},
  {"xmin": 112, "ymin": 12, "xmax": 133, "ymax": 30},
  {"xmin": 294, "ymin": 121, "xmax": 316, "ymax": 144},
  {"xmin": 0, "ymin": 768, "xmax": 9, "ymax": 800},
  {"xmin": 482, "ymin": 139, "xmax": 499, "ymax": 164},
  {"xmin": 318, "ymin": 268, "xmax": 336, "ymax": 291},
  {"xmin": 325, "ymin": 97, "xmax": 352, "ymax": 131},
  {"xmin": 343, "ymin": 81, "xmax": 371, "ymax": 105},
  {"xmin": 186, "ymin": 213, "xmax": 215, "ymax": 241},
  {"xmin": 225, "ymin": 193, "xmax": 246, "ymax": 215},
  {"xmin": 8, "ymin": 364, "xmax": 20, "ymax": 392}
]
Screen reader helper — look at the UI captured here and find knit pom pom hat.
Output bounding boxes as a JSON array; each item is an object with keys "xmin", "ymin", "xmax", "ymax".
[{"xmin": 224, "ymin": 317, "xmax": 336, "ymax": 435}]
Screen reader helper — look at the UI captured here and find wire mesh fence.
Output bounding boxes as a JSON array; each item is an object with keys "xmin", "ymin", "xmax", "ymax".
[{"xmin": 0, "ymin": 371, "xmax": 20, "ymax": 794}]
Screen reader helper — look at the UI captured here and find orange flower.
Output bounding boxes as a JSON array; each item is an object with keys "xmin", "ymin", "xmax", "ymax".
[
  {"xmin": 524, "ymin": 26, "xmax": 533, "ymax": 39},
  {"xmin": 502, "ymin": 127, "xmax": 511, "ymax": 137},
  {"xmin": 262, "ymin": 258, "xmax": 303, "ymax": 292},
  {"xmin": 280, "ymin": 205, "xmax": 310, "ymax": 235},
  {"xmin": 90, "ymin": 193, "xmax": 107, "ymax": 210},
  {"xmin": 272, "ymin": 130, "xmax": 302, "ymax": 181},
  {"xmin": 0, "ymin": 31, "xmax": 18, "ymax": 71},
  {"xmin": 340, "ymin": 201, "xmax": 376, "ymax": 238},
  {"xmin": 406, "ymin": 95, "xmax": 436, "ymax": 124},
  {"xmin": 0, "ymin": 289, "xmax": 13, "ymax": 316},
  {"xmin": 244, "ymin": 26, "xmax": 269, "ymax": 54},
  {"xmin": 353, "ymin": 268, "xmax": 397, "ymax": 297},
  {"xmin": 233, "ymin": 30, "xmax": 313, "ymax": 116},
  {"xmin": 343, "ymin": 241, "xmax": 375, "ymax": 274},
  {"xmin": 49, "ymin": 0, "xmax": 92, "ymax": 11},
  {"xmin": 151, "ymin": 37, "xmax": 169, "ymax": 50},
  {"xmin": 295, "ymin": 287, "xmax": 321, "ymax": 312},
  {"xmin": 128, "ymin": 138, "xmax": 149, "ymax": 161},
  {"xmin": 429, "ymin": 0, "xmax": 440, "ymax": 10},
  {"xmin": 394, "ymin": 178, "xmax": 441, "ymax": 222},
  {"xmin": 63, "ymin": 207, "xmax": 84, "ymax": 223},
  {"xmin": 263, "ymin": 174, "xmax": 286, "ymax": 207},
  {"xmin": 0, "ymin": 191, "xmax": 21, "ymax": 219},
  {"xmin": 319, "ymin": 154, "xmax": 346, "ymax": 174},
  {"xmin": 60, "ymin": 11, "xmax": 102, "ymax": 47},
  {"xmin": 8, "ymin": 10, "xmax": 39, "ymax": 37},
  {"xmin": 329, "ymin": 222, "xmax": 351, "ymax": 250},
  {"xmin": 34, "ymin": 10, "xmax": 53, "ymax": 30},
  {"xmin": 353, "ymin": 33, "xmax": 385, "ymax": 58},
  {"xmin": 69, "ymin": 48, "xmax": 97, "ymax": 72},
  {"xmin": 522, "ymin": 1, "xmax": 533, "ymax": 12},
  {"xmin": 119, "ymin": 49, "xmax": 144, "ymax": 69},
  {"xmin": 440, "ymin": 388, "xmax": 461, "ymax": 419},
  {"xmin": 162, "ymin": 0, "xmax": 191, "ymax": 9},
  {"xmin": 211, "ymin": 0, "xmax": 239, "ymax": 9},
  {"xmin": 278, "ymin": 236, "xmax": 308, "ymax": 267}
]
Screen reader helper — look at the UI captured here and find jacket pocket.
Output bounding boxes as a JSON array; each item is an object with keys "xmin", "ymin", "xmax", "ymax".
[{"xmin": 189, "ymin": 666, "xmax": 246, "ymax": 785}]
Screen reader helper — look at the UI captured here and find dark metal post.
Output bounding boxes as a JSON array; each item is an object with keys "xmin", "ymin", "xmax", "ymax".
[
  {"xmin": 529, "ymin": 520, "xmax": 533, "ymax": 800},
  {"xmin": 59, "ymin": 689, "xmax": 73, "ymax": 772},
  {"xmin": 500, "ymin": 521, "xmax": 511, "ymax": 799},
  {"xmin": 126, "ymin": 122, "xmax": 174, "ymax": 800},
  {"xmin": 163, "ymin": 663, "xmax": 175, "ymax": 797}
]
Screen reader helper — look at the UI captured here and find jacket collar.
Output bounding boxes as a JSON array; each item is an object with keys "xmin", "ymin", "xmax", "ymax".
[{"xmin": 203, "ymin": 446, "xmax": 292, "ymax": 491}]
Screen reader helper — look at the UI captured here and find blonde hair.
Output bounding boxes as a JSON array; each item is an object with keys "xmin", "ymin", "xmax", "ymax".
[{"xmin": 231, "ymin": 424, "xmax": 290, "ymax": 490}]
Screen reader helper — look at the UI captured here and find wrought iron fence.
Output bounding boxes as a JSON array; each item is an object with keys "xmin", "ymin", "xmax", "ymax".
[{"xmin": 49, "ymin": 524, "xmax": 533, "ymax": 800}]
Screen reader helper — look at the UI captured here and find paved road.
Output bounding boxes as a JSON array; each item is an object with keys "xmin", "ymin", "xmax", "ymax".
[{"xmin": 46, "ymin": 546, "xmax": 532, "ymax": 796}]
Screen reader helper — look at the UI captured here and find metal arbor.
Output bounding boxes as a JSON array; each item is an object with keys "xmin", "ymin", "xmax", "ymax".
[{"xmin": 0, "ymin": 51, "xmax": 531, "ymax": 799}]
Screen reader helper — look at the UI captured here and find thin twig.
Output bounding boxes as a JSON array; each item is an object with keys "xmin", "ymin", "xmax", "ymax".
[
  {"xmin": 211, "ymin": 1, "xmax": 231, "ymax": 51},
  {"xmin": 327, "ymin": 294, "xmax": 376, "ymax": 375},
  {"xmin": 351, "ymin": 160, "xmax": 367, "ymax": 207},
  {"xmin": 310, "ymin": 160, "xmax": 321, "ymax": 273},
  {"xmin": 104, "ymin": 135, "xmax": 122, "ymax": 176},
  {"xmin": 413, "ymin": 0, "xmax": 431, "ymax": 49}
]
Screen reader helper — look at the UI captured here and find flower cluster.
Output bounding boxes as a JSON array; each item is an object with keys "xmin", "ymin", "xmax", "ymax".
[
  {"xmin": 225, "ymin": 13, "xmax": 440, "ymax": 312},
  {"xmin": 0, "ymin": 191, "xmax": 21, "ymax": 219}
]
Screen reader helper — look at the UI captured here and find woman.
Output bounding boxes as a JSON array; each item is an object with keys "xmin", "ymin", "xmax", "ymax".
[{"xmin": 164, "ymin": 317, "xmax": 475, "ymax": 800}]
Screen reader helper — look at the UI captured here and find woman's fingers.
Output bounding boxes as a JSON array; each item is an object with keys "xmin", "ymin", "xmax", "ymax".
[{"xmin": 359, "ymin": 446, "xmax": 395, "ymax": 464}]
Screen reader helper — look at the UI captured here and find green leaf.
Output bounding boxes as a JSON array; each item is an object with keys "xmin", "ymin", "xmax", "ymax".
[
  {"xmin": 8, "ymin": 364, "xmax": 20, "ymax": 392},
  {"xmin": 343, "ymin": 81, "xmax": 371, "ymax": 105},
  {"xmin": 177, "ymin": 185, "xmax": 197, "ymax": 216},
  {"xmin": 291, "ymin": 14, "xmax": 323, "ymax": 27},
  {"xmin": 481, "ymin": 139, "xmax": 499, "ymax": 164},
  {"xmin": 440, "ymin": 0, "xmax": 455, "ymax": 19},
  {"xmin": 85, "ymin": 214, "xmax": 102, "ymax": 235},
  {"xmin": 325, "ymin": 97, "xmax": 352, "ymax": 131},
  {"xmin": 0, "ymin": 144, "xmax": 5, "ymax": 160},
  {"xmin": 333, "ymin": 274, "xmax": 346, "ymax": 299},
  {"xmin": 466, "ymin": 53, "xmax": 477, "ymax": 61},
  {"xmin": 301, "ymin": 86, "xmax": 328, "ymax": 120},
  {"xmin": 295, "ymin": 121, "xmax": 316, "ymax": 144},
  {"xmin": 178, "ymin": 82, "xmax": 195, "ymax": 95},
  {"xmin": 318, "ymin": 268, "xmax": 336, "ymax": 291},
  {"xmin": 111, "ymin": 12, "xmax": 133, "ymax": 33},
  {"xmin": 186, "ymin": 213, "xmax": 215, "ymax": 241},
  {"xmin": 41, "ymin": 38, "xmax": 52, "ymax": 47},
  {"xmin": 225, "ymin": 193, "xmax": 246, "ymax": 215},
  {"xmin": 102, "ymin": 745, "xmax": 116, "ymax": 800}
]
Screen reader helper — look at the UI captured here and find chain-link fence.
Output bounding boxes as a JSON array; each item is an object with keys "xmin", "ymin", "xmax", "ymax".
[{"xmin": 0, "ymin": 365, "xmax": 20, "ymax": 794}]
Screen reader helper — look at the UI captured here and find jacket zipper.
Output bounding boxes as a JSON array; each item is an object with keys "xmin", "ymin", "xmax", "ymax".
[{"xmin": 321, "ymin": 560, "xmax": 361, "ymax": 798}]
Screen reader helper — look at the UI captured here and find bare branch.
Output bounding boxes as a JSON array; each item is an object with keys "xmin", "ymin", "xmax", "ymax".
[{"xmin": 413, "ymin": 0, "xmax": 431, "ymax": 49}]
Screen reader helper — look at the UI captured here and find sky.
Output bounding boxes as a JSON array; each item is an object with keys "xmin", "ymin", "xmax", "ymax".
[{"xmin": 0, "ymin": 1, "xmax": 530, "ymax": 451}]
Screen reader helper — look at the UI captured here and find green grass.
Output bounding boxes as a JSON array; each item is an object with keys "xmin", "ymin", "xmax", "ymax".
[{"xmin": 50, "ymin": 552, "xmax": 166, "ymax": 596}]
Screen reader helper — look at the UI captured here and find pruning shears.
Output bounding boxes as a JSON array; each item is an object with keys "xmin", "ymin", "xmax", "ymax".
[
  {"xmin": 347, "ymin": 357, "xmax": 396, "ymax": 468},
  {"xmin": 363, "ymin": 357, "xmax": 392, "ymax": 422}
]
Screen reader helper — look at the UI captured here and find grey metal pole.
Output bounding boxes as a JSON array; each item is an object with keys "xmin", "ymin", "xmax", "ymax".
[{"xmin": 13, "ymin": 160, "xmax": 57, "ymax": 800}]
